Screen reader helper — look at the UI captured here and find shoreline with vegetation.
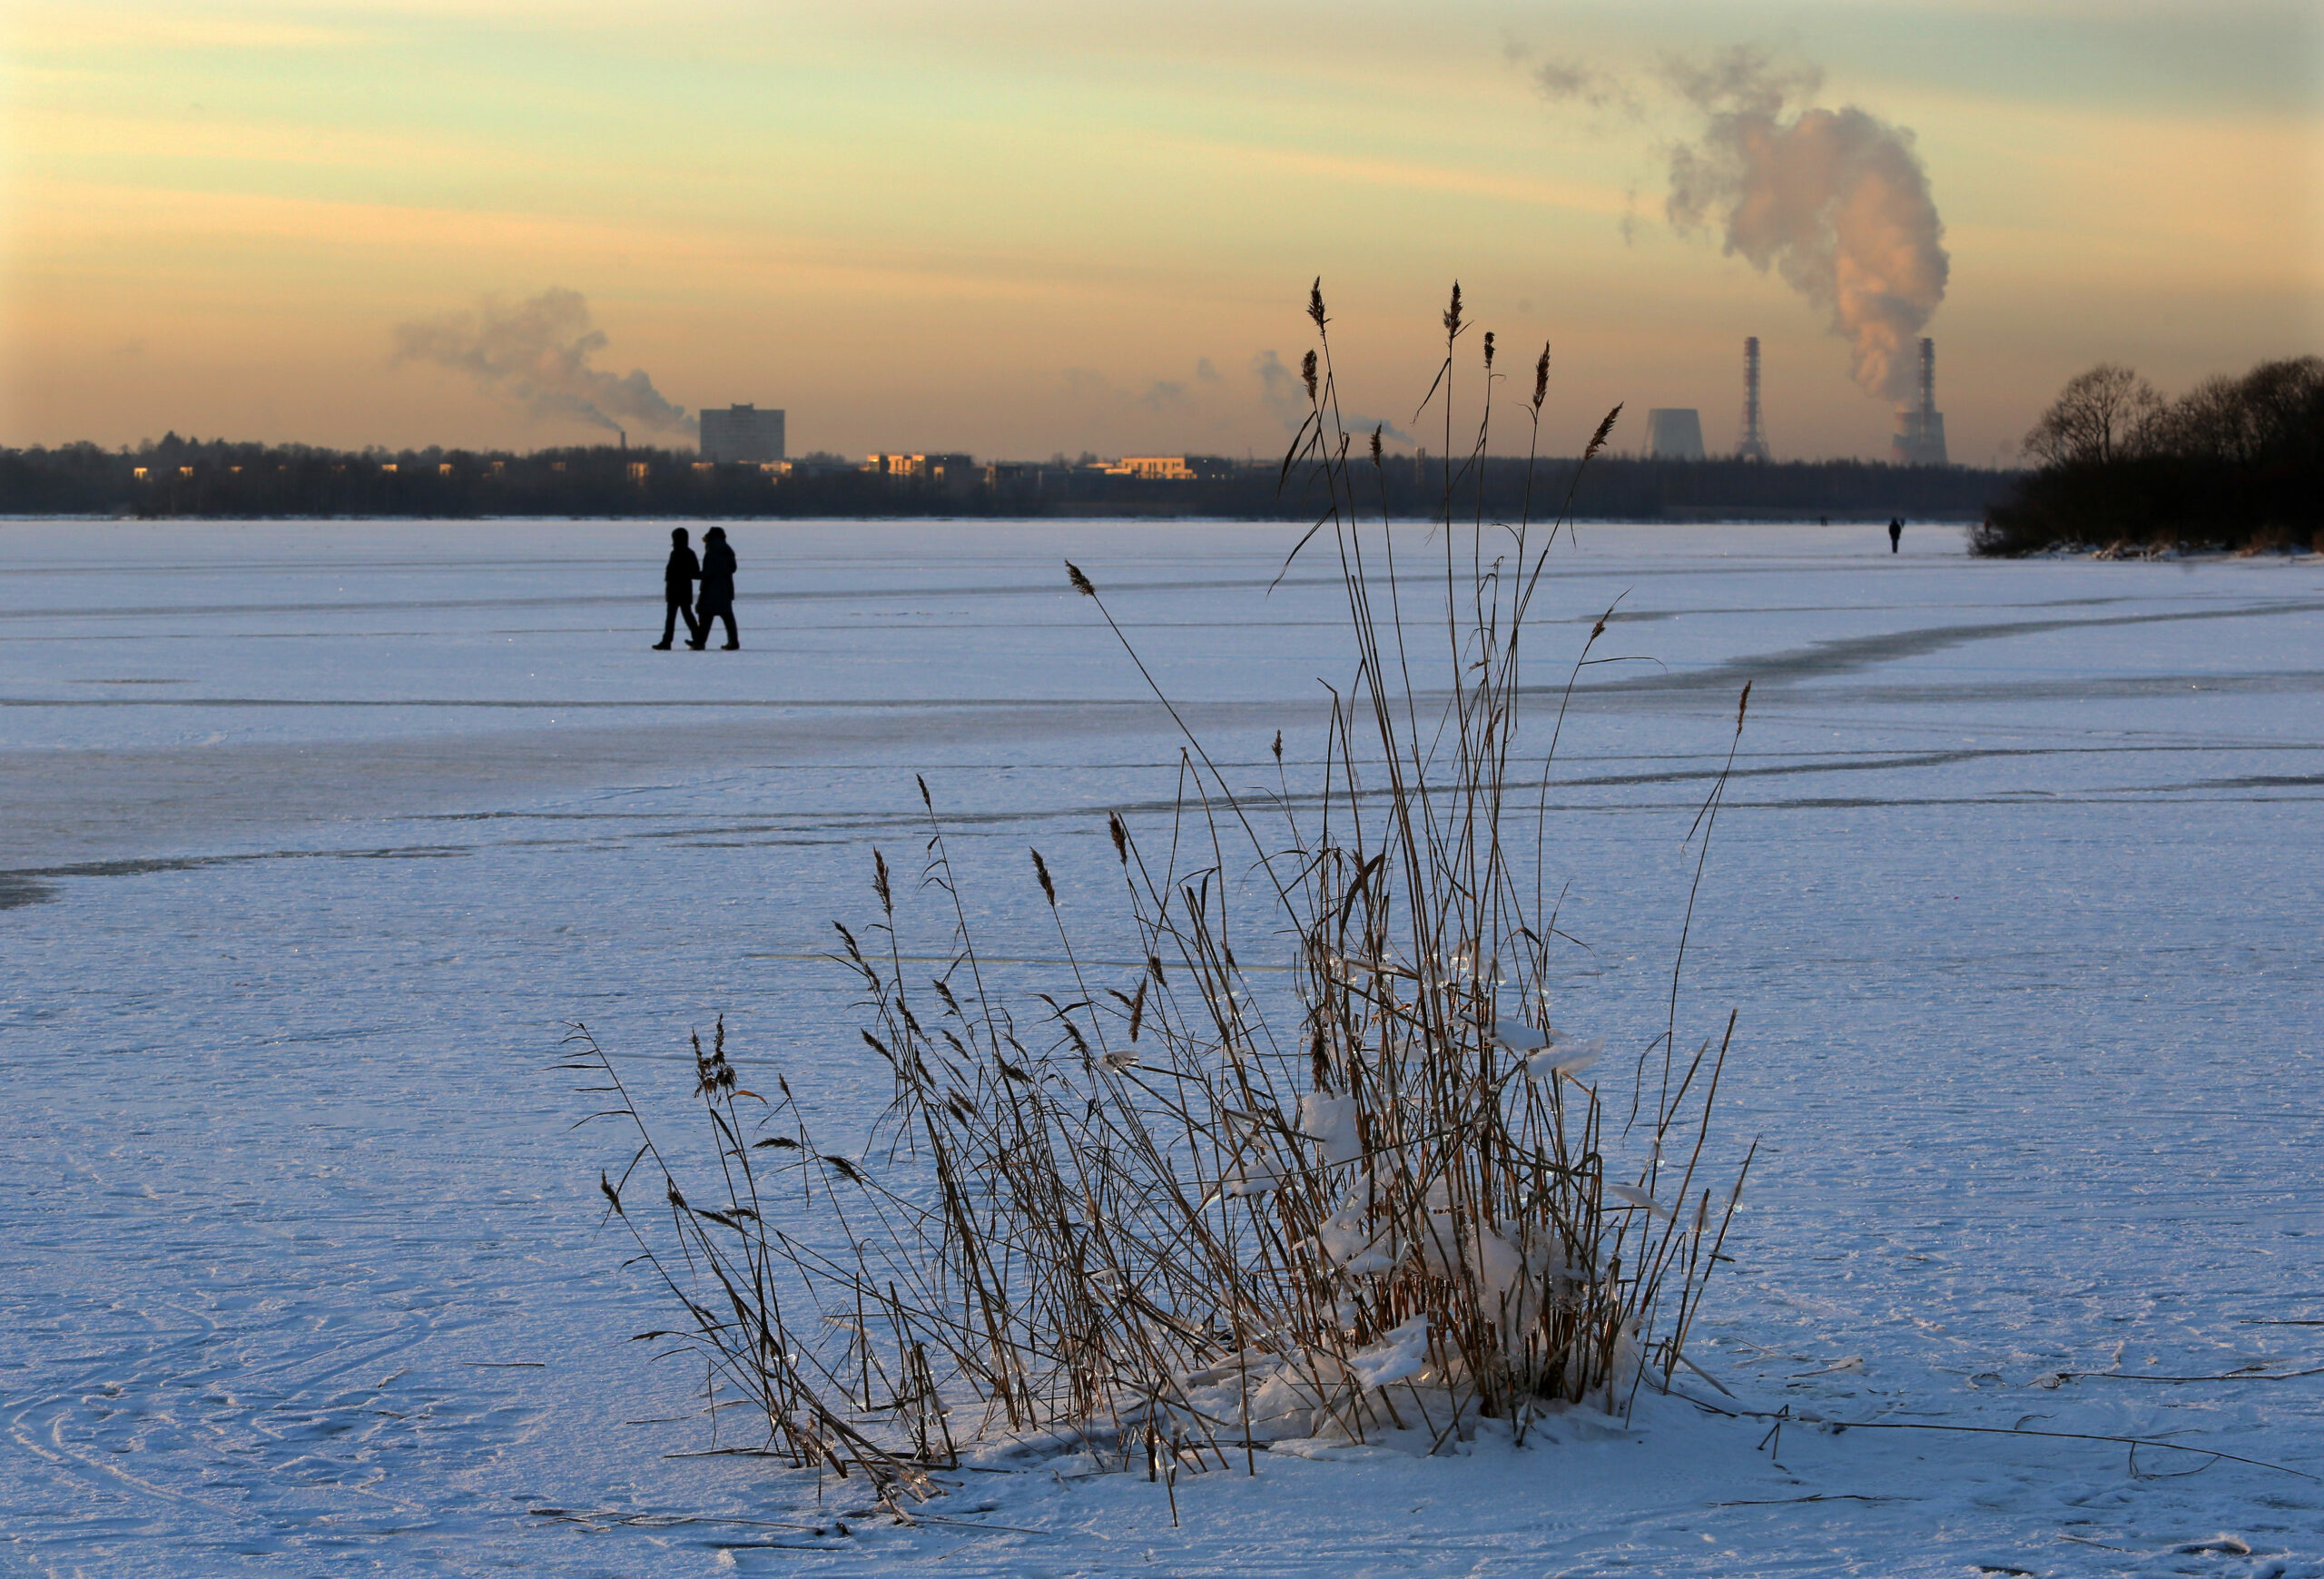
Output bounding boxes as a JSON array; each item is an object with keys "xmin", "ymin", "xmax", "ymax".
[
  {"xmin": 2, "ymin": 442, "xmax": 2010, "ymax": 524},
  {"xmin": 1974, "ymin": 356, "xmax": 2320, "ymax": 557}
]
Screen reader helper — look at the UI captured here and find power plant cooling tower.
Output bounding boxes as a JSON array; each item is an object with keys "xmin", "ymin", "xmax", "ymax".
[
  {"xmin": 1737, "ymin": 337, "xmax": 1771, "ymax": 462},
  {"xmin": 1891, "ymin": 340, "xmax": 1948, "ymax": 466},
  {"xmin": 1645, "ymin": 409, "xmax": 1707, "ymax": 461}
]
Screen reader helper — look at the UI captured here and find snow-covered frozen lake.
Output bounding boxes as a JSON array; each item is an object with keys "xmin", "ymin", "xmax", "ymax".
[{"xmin": 4, "ymin": 519, "xmax": 2319, "ymax": 1576}]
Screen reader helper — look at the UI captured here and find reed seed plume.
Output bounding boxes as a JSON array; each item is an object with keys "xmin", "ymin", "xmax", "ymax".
[
  {"xmin": 1586, "ymin": 403, "xmax": 1622, "ymax": 460},
  {"xmin": 1531, "ymin": 343, "xmax": 1552, "ymax": 415},
  {"xmin": 1066, "ymin": 560, "xmax": 1098, "ymax": 597},
  {"xmin": 1483, "ymin": 331, "xmax": 1497, "ymax": 370},
  {"xmin": 1302, "ymin": 349, "xmax": 1321, "ymax": 401},
  {"xmin": 1443, "ymin": 281, "xmax": 1465, "ymax": 342},
  {"xmin": 1309, "ymin": 277, "xmax": 1329, "ymax": 331}
]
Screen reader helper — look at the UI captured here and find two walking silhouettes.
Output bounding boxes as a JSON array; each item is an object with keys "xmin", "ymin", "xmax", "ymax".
[{"xmin": 654, "ymin": 527, "xmax": 741, "ymax": 650}]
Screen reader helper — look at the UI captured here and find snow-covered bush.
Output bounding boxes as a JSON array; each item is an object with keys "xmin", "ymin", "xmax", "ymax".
[{"xmin": 570, "ymin": 281, "xmax": 1753, "ymax": 1512}]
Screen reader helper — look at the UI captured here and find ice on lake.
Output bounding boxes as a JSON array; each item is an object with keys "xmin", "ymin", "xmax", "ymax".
[{"xmin": 3, "ymin": 519, "xmax": 2319, "ymax": 1575}]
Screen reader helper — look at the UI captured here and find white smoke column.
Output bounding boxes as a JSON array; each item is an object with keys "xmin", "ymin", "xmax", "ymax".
[
  {"xmin": 1250, "ymin": 349, "xmax": 1414, "ymax": 442},
  {"xmin": 1664, "ymin": 48, "xmax": 1948, "ymax": 402},
  {"xmin": 392, "ymin": 288, "xmax": 689, "ymax": 435}
]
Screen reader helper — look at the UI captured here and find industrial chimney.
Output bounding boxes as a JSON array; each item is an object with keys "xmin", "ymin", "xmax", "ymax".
[
  {"xmin": 1737, "ymin": 337, "xmax": 1771, "ymax": 462},
  {"xmin": 1891, "ymin": 338, "xmax": 1948, "ymax": 466}
]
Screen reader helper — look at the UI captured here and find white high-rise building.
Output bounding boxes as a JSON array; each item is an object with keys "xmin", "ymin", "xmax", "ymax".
[{"xmin": 700, "ymin": 405, "xmax": 786, "ymax": 464}]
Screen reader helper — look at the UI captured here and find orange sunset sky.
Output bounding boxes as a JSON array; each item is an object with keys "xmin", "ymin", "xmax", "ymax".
[{"xmin": 4, "ymin": 0, "xmax": 2319, "ymax": 463}]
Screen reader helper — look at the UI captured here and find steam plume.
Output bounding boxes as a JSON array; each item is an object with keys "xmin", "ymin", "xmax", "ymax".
[
  {"xmin": 392, "ymin": 288, "xmax": 689, "ymax": 435},
  {"xmin": 1662, "ymin": 47, "xmax": 1948, "ymax": 401},
  {"xmin": 1253, "ymin": 350, "xmax": 1413, "ymax": 443},
  {"xmin": 1531, "ymin": 58, "xmax": 1640, "ymax": 118}
]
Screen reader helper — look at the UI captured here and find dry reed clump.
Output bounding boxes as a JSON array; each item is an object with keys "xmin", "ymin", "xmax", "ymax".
[{"xmin": 567, "ymin": 280, "xmax": 1756, "ymax": 1514}]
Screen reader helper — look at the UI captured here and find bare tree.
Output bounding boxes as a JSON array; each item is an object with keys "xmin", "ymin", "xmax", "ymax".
[
  {"xmin": 2023, "ymin": 363, "xmax": 2162, "ymax": 468},
  {"xmin": 2154, "ymin": 357, "xmax": 2324, "ymax": 467}
]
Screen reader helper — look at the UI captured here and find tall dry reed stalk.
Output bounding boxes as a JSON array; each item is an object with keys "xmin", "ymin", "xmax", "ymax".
[{"xmin": 568, "ymin": 281, "xmax": 1754, "ymax": 1515}]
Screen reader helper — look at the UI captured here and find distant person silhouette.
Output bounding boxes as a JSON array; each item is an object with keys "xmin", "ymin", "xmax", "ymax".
[
  {"xmin": 655, "ymin": 528, "xmax": 702, "ymax": 650},
  {"xmin": 692, "ymin": 526, "xmax": 740, "ymax": 650},
  {"xmin": 1888, "ymin": 517, "xmax": 1903, "ymax": 554}
]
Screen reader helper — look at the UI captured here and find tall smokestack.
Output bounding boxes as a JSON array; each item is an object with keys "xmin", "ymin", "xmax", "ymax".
[
  {"xmin": 1892, "ymin": 336, "xmax": 1947, "ymax": 466},
  {"xmin": 1737, "ymin": 336, "xmax": 1771, "ymax": 461}
]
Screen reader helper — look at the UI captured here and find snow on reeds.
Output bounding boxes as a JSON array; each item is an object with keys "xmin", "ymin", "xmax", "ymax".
[{"xmin": 566, "ymin": 281, "xmax": 1756, "ymax": 1513}]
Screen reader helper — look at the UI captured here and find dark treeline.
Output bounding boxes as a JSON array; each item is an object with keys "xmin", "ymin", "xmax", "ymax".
[
  {"xmin": 2, "ymin": 432, "xmax": 2012, "ymax": 523},
  {"xmin": 1974, "ymin": 357, "xmax": 2323, "ymax": 556}
]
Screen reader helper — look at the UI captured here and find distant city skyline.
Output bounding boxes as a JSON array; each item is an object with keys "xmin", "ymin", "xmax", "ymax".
[{"xmin": 3, "ymin": 1, "xmax": 2318, "ymax": 466}]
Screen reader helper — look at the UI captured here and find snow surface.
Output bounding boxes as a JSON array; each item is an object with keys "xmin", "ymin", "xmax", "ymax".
[{"xmin": 2, "ymin": 519, "xmax": 2319, "ymax": 1576}]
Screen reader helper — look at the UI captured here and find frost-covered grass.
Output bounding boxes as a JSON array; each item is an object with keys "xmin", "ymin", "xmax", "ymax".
[{"xmin": 2, "ymin": 518, "xmax": 2320, "ymax": 1575}]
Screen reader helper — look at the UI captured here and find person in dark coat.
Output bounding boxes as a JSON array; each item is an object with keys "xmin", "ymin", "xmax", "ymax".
[
  {"xmin": 692, "ymin": 526, "xmax": 740, "ymax": 650},
  {"xmin": 1888, "ymin": 517, "xmax": 1903, "ymax": 553},
  {"xmin": 655, "ymin": 528, "xmax": 702, "ymax": 650}
]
